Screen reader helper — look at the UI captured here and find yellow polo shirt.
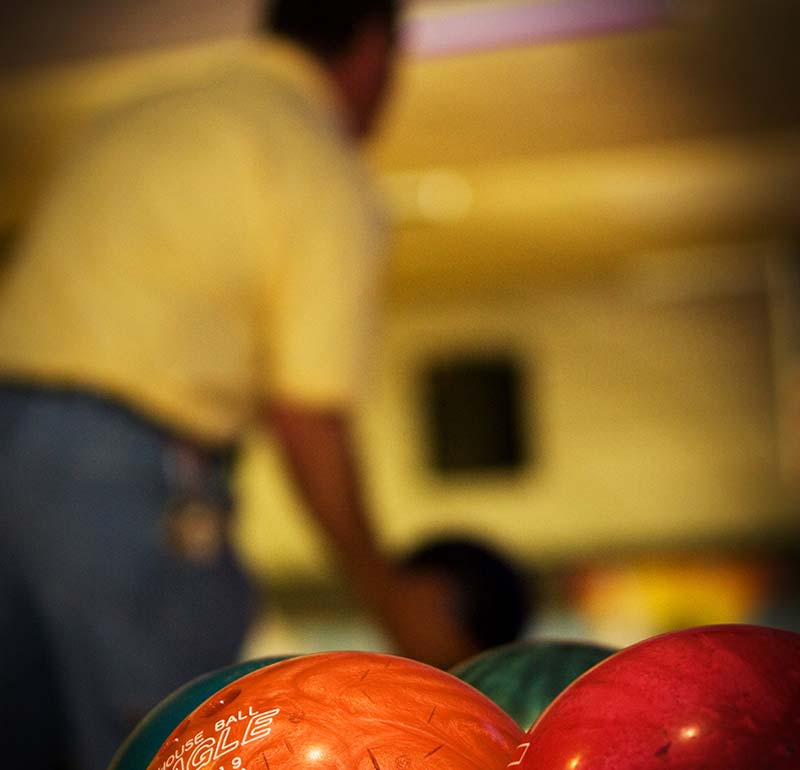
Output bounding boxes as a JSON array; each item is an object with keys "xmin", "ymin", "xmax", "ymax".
[{"xmin": 0, "ymin": 39, "xmax": 386, "ymax": 445}]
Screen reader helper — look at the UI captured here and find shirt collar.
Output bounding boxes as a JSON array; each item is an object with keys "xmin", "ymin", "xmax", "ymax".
[{"xmin": 240, "ymin": 36, "xmax": 347, "ymax": 136}]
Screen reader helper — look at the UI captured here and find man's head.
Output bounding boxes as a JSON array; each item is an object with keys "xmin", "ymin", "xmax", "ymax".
[{"xmin": 265, "ymin": 0, "xmax": 400, "ymax": 138}]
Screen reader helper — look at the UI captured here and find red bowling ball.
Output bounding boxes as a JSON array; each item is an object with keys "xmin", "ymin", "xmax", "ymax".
[
  {"xmin": 507, "ymin": 624, "xmax": 800, "ymax": 770},
  {"xmin": 147, "ymin": 650, "xmax": 524, "ymax": 770}
]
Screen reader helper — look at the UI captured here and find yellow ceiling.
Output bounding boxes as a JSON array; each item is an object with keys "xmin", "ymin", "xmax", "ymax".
[
  {"xmin": 1, "ymin": 0, "xmax": 798, "ymax": 294},
  {"xmin": 368, "ymin": 0, "xmax": 800, "ymax": 295},
  {"xmin": 382, "ymin": 132, "xmax": 800, "ymax": 297},
  {"xmin": 373, "ymin": 0, "xmax": 800, "ymax": 167}
]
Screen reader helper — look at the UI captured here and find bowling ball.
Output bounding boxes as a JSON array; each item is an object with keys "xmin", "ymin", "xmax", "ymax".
[
  {"xmin": 506, "ymin": 624, "xmax": 800, "ymax": 770},
  {"xmin": 110, "ymin": 656, "xmax": 291, "ymax": 770},
  {"xmin": 451, "ymin": 639, "xmax": 615, "ymax": 729},
  {"xmin": 147, "ymin": 650, "xmax": 524, "ymax": 770}
]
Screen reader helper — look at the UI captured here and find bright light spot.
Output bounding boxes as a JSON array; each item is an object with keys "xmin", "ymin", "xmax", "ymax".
[
  {"xmin": 680, "ymin": 725, "xmax": 700, "ymax": 740},
  {"xmin": 306, "ymin": 746, "xmax": 325, "ymax": 762},
  {"xmin": 417, "ymin": 169, "xmax": 474, "ymax": 222},
  {"xmin": 568, "ymin": 756, "xmax": 581, "ymax": 769}
]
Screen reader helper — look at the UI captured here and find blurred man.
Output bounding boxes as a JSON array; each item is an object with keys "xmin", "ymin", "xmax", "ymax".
[{"xmin": 0, "ymin": 2, "xmax": 472, "ymax": 768}]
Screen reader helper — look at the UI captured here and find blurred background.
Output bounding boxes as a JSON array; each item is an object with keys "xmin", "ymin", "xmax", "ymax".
[{"xmin": 2, "ymin": 0, "xmax": 799, "ymax": 654}]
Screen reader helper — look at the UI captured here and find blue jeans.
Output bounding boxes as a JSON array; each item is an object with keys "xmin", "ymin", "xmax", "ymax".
[{"xmin": 0, "ymin": 385, "xmax": 255, "ymax": 770}]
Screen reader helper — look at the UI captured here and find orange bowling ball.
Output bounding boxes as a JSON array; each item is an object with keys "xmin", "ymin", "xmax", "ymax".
[{"xmin": 147, "ymin": 651, "xmax": 523, "ymax": 770}]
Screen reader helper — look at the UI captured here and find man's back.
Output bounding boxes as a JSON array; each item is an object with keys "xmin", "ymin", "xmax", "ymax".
[{"xmin": 0, "ymin": 40, "xmax": 383, "ymax": 445}]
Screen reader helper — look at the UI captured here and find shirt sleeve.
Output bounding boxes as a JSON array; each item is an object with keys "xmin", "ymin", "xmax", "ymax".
[{"xmin": 262, "ymin": 148, "xmax": 386, "ymax": 409}]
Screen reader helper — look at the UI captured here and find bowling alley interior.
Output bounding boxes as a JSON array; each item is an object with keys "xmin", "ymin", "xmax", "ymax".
[{"xmin": 3, "ymin": 0, "xmax": 800, "ymax": 682}]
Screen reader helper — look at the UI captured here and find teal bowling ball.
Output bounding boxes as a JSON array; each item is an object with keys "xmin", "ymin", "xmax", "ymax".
[
  {"xmin": 450, "ymin": 639, "xmax": 615, "ymax": 730},
  {"xmin": 109, "ymin": 655, "xmax": 291, "ymax": 770}
]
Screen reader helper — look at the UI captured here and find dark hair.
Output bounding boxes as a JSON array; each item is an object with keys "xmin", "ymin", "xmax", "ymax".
[
  {"xmin": 403, "ymin": 536, "xmax": 535, "ymax": 650},
  {"xmin": 265, "ymin": 0, "xmax": 400, "ymax": 61}
]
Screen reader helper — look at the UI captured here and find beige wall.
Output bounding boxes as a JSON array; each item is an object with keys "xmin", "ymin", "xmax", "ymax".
[{"xmin": 234, "ymin": 248, "xmax": 791, "ymax": 581}]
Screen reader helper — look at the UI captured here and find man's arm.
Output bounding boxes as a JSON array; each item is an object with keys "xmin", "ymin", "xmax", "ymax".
[{"xmin": 265, "ymin": 400, "xmax": 480, "ymax": 668}]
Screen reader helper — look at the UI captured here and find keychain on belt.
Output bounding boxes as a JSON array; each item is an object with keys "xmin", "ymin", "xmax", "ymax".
[{"xmin": 162, "ymin": 440, "xmax": 231, "ymax": 565}]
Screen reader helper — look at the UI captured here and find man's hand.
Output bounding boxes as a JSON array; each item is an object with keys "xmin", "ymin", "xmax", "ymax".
[
  {"xmin": 380, "ymin": 567, "xmax": 483, "ymax": 669},
  {"xmin": 265, "ymin": 400, "xmax": 480, "ymax": 668}
]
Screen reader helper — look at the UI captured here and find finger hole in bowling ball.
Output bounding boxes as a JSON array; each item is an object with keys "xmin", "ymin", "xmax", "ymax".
[{"xmin": 199, "ymin": 686, "xmax": 241, "ymax": 717}]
